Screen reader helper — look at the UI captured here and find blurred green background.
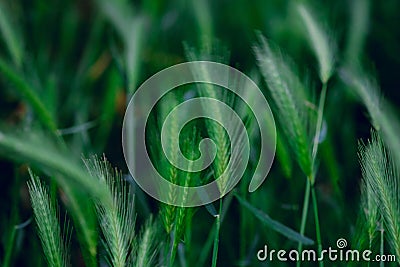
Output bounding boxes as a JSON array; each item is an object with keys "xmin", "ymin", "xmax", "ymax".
[{"xmin": 0, "ymin": 0, "xmax": 399, "ymax": 266}]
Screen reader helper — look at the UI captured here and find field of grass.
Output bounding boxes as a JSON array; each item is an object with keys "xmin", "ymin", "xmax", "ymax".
[{"xmin": 0, "ymin": 0, "xmax": 399, "ymax": 266}]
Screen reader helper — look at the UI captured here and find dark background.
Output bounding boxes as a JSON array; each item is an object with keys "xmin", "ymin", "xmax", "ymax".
[{"xmin": 0, "ymin": 0, "xmax": 399, "ymax": 266}]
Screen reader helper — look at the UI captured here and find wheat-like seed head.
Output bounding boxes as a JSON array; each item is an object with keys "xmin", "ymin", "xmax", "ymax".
[
  {"xmin": 341, "ymin": 67, "xmax": 400, "ymax": 166},
  {"xmin": 85, "ymin": 157, "xmax": 136, "ymax": 267},
  {"xmin": 297, "ymin": 4, "xmax": 336, "ymax": 84},
  {"xmin": 185, "ymin": 43, "xmax": 249, "ymax": 195},
  {"xmin": 158, "ymin": 94, "xmax": 179, "ymax": 234},
  {"xmin": 359, "ymin": 131, "xmax": 400, "ymax": 263},
  {"xmin": 360, "ymin": 174, "xmax": 379, "ymax": 249},
  {"xmin": 134, "ymin": 216, "xmax": 159, "ymax": 267},
  {"xmin": 255, "ymin": 35, "xmax": 313, "ymax": 177},
  {"xmin": 27, "ymin": 170, "xmax": 70, "ymax": 267}
]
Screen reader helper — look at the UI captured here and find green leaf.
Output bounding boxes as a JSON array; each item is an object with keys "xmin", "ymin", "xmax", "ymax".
[
  {"xmin": 235, "ymin": 194, "xmax": 314, "ymax": 245},
  {"xmin": 0, "ymin": 130, "xmax": 109, "ymax": 202},
  {"xmin": 0, "ymin": 130, "xmax": 104, "ymax": 266},
  {"xmin": 0, "ymin": 2, "xmax": 23, "ymax": 66},
  {"xmin": 0, "ymin": 58, "xmax": 57, "ymax": 132},
  {"xmin": 344, "ymin": 0, "xmax": 370, "ymax": 63},
  {"xmin": 96, "ymin": 0, "xmax": 145, "ymax": 93}
]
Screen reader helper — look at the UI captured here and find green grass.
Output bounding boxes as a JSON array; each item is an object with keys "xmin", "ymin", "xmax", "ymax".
[
  {"xmin": 358, "ymin": 131, "xmax": 400, "ymax": 265},
  {"xmin": 0, "ymin": 0, "xmax": 400, "ymax": 266},
  {"xmin": 27, "ymin": 170, "xmax": 70, "ymax": 267}
]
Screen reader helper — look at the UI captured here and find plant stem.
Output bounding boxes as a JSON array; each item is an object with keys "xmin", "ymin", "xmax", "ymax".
[
  {"xmin": 311, "ymin": 186, "xmax": 323, "ymax": 267},
  {"xmin": 198, "ymin": 224, "xmax": 216, "ymax": 266},
  {"xmin": 211, "ymin": 199, "xmax": 222, "ymax": 267},
  {"xmin": 309, "ymin": 82, "xmax": 328, "ymax": 267},
  {"xmin": 168, "ymin": 231, "xmax": 176, "ymax": 267},
  {"xmin": 3, "ymin": 224, "xmax": 16, "ymax": 267},
  {"xmin": 312, "ymin": 82, "xmax": 328, "ymax": 165},
  {"xmin": 367, "ymin": 238, "xmax": 372, "ymax": 267},
  {"xmin": 297, "ymin": 178, "xmax": 311, "ymax": 267},
  {"xmin": 239, "ymin": 184, "xmax": 248, "ymax": 260},
  {"xmin": 297, "ymin": 82, "xmax": 328, "ymax": 267},
  {"xmin": 3, "ymin": 165, "xmax": 21, "ymax": 267},
  {"xmin": 380, "ymin": 223, "xmax": 384, "ymax": 267}
]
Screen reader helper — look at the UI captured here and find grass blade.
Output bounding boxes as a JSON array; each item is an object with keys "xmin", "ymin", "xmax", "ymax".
[
  {"xmin": 235, "ymin": 194, "xmax": 314, "ymax": 245},
  {"xmin": 0, "ymin": 130, "xmax": 109, "ymax": 201},
  {"xmin": 64, "ymin": 187, "xmax": 98, "ymax": 267},
  {"xmin": 344, "ymin": 0, "xmax": 370, "ymax": 63},
  {"xmin": 0, "ymin": 130, "xmax": 102, "ymax": 266},
  {"xmin": 0, "ymin": 2, "xmax": 23, "ymax": 66},
  {"xmin": 0, "ymin": 58, "xmax": 57, "ymax": 132},
  {"xmin": 97, "ymin": 0, "xmax": 145, "ymax": 93},
  {"xmin": 211, "ymin": 212, "xmax": 221, "ymax": 267}
]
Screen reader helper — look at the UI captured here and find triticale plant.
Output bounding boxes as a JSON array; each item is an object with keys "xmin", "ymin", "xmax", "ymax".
[
  {"xmin": 27, "ymin": 170, "xmax": 71, "ymax": 267},
  {"xmin": 358, "ymin": 131, "xmax": 400, "ymax": 264}
]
